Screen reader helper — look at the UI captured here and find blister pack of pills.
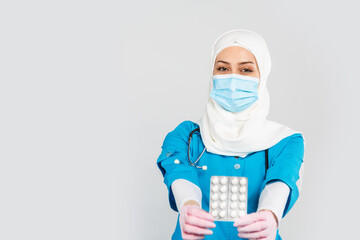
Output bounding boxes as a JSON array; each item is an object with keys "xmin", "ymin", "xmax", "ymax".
[{"xmin": 209, "ymin": 176, "xmax": 248, "ymax": 221}]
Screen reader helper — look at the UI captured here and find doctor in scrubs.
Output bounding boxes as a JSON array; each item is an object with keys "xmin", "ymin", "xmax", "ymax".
[{"xmin": 156, "ymin": 29, "xmax": 305, "ymax": 240}]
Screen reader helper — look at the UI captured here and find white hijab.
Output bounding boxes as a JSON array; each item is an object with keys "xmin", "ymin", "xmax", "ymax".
[{"xmin": 196, "ymin": 29, "xmax": 301, "ymax": 157}]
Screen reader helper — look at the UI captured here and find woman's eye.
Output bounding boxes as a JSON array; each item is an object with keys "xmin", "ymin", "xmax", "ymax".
[
  {"xmin": 241, "ymin": 68, "xmax": 253, "ymax": 72},
  {"xmin": 217, "ymin": 67, "xmax": 228, "ymax": 71}
]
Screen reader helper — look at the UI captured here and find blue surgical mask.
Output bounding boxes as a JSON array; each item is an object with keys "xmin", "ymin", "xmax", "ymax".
[{"xmin": 210, "ymin": 73, "xmax": 259, "ymax": 112}]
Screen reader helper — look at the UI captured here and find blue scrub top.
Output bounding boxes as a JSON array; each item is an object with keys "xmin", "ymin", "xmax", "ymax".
[{"xmin": 157, "ymin": 120, "xmax": 304, "ymax": 240}]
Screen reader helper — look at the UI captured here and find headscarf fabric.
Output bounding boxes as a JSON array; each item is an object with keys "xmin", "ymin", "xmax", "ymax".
[{"xmin": 197, "ymin": 29, "xmax": 301, "ymax": 157}]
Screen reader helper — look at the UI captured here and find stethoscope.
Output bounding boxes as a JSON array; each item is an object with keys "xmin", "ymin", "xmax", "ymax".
[
  {"xmin": 188, "ymin": 128, "xmax": 207, "ymax": 170},
  {"xmin": 187, "ymin": 127, "xmax": 270, "ymax": 175}
]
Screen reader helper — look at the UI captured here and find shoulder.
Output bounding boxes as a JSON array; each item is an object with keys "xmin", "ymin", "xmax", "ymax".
[
  {"xmin": 162, "ymin": 120, "xmax": 199, "ymax": 149},
  {"xmin": 171, "ymin": 120, "xmax": 199, "ymax": 135},
  {"xmin": 269, "ymin": 133, "xmax": 305, "ymax": 160},
  {"xmin": 274, "ymin": 133, "xmax": 304, "ymax": 147}
]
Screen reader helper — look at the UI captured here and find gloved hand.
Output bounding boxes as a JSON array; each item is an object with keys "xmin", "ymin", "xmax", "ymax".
[
  {"xmin": 179, "ymin": 204, "xmax": 216, "ymax": 240},
  {"xmin": 233, "ymin": 210, "xmax": 278, "ymax": 240}
]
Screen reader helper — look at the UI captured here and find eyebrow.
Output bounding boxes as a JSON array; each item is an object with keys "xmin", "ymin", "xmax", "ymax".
[{"xmin": 216, "ymin": 60, "xmax": 255, "ymax": 65}]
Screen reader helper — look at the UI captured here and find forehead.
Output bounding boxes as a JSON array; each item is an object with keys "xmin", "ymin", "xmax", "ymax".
[{"xmin": 215, "ymin": 46, "xmax": 256, "ymax": 62}]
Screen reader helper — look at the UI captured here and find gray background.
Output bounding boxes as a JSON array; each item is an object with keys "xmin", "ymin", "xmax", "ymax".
[{"xmin": 1, "ymin": 0, "xmax": 359, "ymax": 239}]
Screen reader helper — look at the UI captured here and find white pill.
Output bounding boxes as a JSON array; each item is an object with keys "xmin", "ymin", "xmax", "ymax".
[
  {"xmin": 231, "ymin": 202, "xmax": 238, "ymax": 209},
  {"xmin": 212, "ymin": 210, "xmax": 218, "ymax": 217},
  {"xmin": 231, "ymin": 210, "xmax": 237, "ymax": 218},
  {"xmin": 211, "ymin": 193, "xmax": 219, "ymax": 201},
  {"xmin": 231, "ymin": 178, "xmax": 239, "ymax": 185},
  {"xmin": 220, "ymin": 210, "xmax": 226, "ymax": 218},
  {"xmin": 239, "ymin": 186, "xmax": 246, "ymax": 193},
  {"xmin": 220, "ymin": 185, "xmax": 227, "ymax": 193},
  {"xmin": 239, "ymin": 202, "xmax": 246, "ymax": 209},
  {"xmin": 220, "ymin": 202, "xmax": 227, "ymax": 209},
  {"xmin": 211, "ymin": 202, "xmax": 218, "ymax": 209},
  {"xmin": 240, "ymin": 178, "xmax": 247, "ymax": 185},
  {"xmin": 220, "ymin": 177, "xmax": 228, "ymax": 185},
  {"xmin": 231, "ymin": 194, "xmax": 238, "ymax": 201},
  {"xmin": 231, "ymin": 186, "xmax": 238, "ymax": 193},
  {"xmin": 220, "ymin": 194, "xmax": 227, "ymax": 201},
  {"xmin": 212, "ymin": 185, "xmax": 219, "ymax": 192},
  {"xmin": 212, "ymin": 177, "xmax": 219, "ymax": 184},
  {"xmin": 239, "ymin": 210, "xmax": 246, "ymax": 217},
  {"xmin": 239, "ymin": 194, "xmax": 246, "ymax": 201}
]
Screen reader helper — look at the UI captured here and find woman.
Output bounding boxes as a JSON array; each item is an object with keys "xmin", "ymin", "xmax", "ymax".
[{"xmin": 156, "ymin": 29, "xmax": 305, "ymax": 240}]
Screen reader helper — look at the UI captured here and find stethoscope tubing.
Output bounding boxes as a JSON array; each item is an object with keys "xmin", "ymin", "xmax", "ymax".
[{"xmin": 188, "ymin": 128, "xmax": 207, "ymax": 169}]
